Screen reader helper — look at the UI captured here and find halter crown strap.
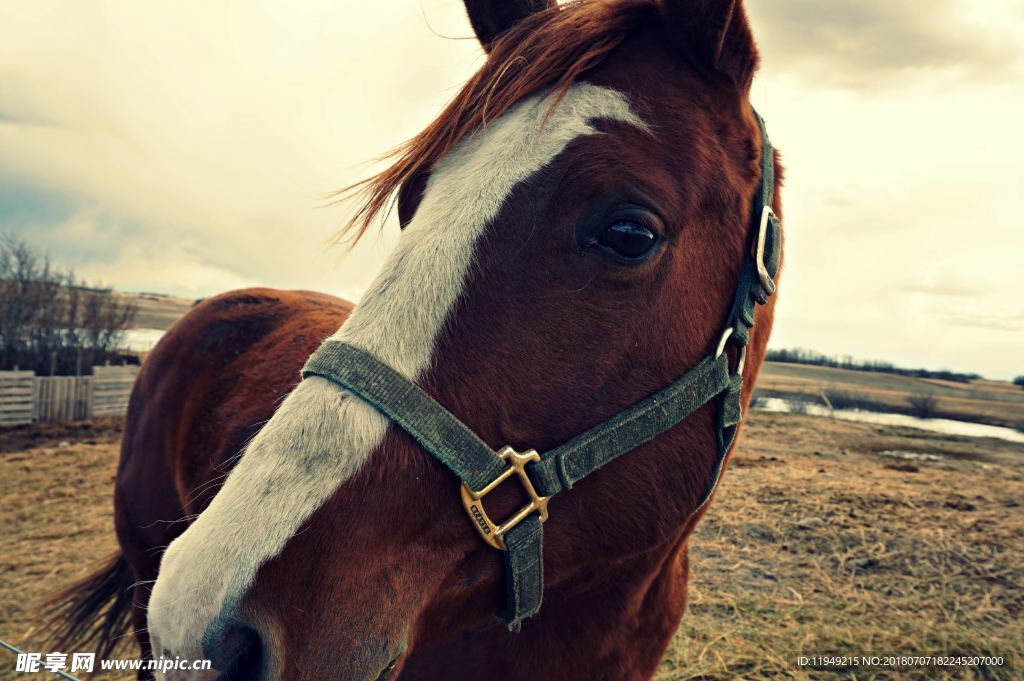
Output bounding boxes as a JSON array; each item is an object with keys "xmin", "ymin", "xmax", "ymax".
[
  {"xmin": 725, "ymin": 111, "xmax": 781, "ymax": 347},
  {"xmin": 300, "ymin": 107, "xmax": 779, "ymax": 630}
]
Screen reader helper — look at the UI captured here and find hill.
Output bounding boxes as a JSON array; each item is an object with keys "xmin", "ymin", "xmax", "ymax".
[
  {"xmin": 758, "ymin": 362, "xmax": 1024, "ymax": 429},
  {"xmin": 114, "ymin": 291, "xmax": 196, "ymax": 330}
]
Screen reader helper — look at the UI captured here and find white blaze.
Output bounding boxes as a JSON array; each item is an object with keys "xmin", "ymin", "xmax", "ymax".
[{"xmin": 147, "ymin": 83, "xmax": 645, "ymax": 663}]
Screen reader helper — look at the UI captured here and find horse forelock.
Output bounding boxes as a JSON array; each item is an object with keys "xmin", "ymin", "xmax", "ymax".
[{"xmin": 336, "ymin": 0, "xmax": 659, "ymax": 242}]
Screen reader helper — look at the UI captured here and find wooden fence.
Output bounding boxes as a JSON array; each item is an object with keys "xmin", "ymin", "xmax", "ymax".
[
  {"xmin": 0, "ymin": 366, "xmax": 139, "ymax": 426},
  {"xmin": 92, "ymin": 366, "xmax": 138, "ymax": 417},
  {"xmin": 0, "ymin": 371, "xmax": 35, "ymax": 427},
  {"xmin": 35, "ymin": 376, "xmax": 92, "ymax": 421}
]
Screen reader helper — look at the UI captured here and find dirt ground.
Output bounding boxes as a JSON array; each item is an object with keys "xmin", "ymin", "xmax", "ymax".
[{"xmin": 1, "ymin": 413, "xmax": 1022, "ymax": 680}]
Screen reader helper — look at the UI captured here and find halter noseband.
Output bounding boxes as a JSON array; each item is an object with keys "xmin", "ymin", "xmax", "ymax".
[{"xmin": 301, "ymin": 109, "xmax": 781, "ymax": 630}]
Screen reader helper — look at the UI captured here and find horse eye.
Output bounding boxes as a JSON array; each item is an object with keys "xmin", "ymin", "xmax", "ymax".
[{"xmin": 598, "ymin": 221, "xmax": 658, "ymax": 260}]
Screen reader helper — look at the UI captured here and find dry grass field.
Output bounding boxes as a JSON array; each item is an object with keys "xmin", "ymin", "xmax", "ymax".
[
  {"xmin": 1, "ymin": 411, "xmax": 1022, "ymax": 680},
  {"xmin": 658, "ymin": 413, "xmax": 1023, "ymax": 681}
]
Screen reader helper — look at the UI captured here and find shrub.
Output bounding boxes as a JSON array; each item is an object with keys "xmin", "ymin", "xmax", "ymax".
[
  {"xmin": 1013, "ymin": 376, "xmax": 1024, "ymax": 390},
  {"xmin": 906, "ymin": 393, "xmax": 938, "ymax": 419},
  {"xmin": 822, "ymin": 389, "xmax": 870, "ymax": 411}
]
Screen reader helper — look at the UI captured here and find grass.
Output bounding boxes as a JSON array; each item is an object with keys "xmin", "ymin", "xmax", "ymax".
[
  {"xmin": 0, "ymin": 420, "xmax": 126, "ymax": 680},
  {"xmin": 657, "ymin": 412, "xmax": 1024, "ymax": 680},
  {"xmin": 1, "ymin": 413, "xmax": 1022, "ymax": 680}
]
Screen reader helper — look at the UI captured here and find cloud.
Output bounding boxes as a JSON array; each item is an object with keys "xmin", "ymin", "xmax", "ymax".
[
  {"xmin": 748, "ymin": 0, "xmax": 1020, "ymax": 87},
  {"xmin": 0, "ymin": 0, "xmax": 480, "ymax": 298},
  {"xmin": 945, "ymin": 311, "xmax": 1024, "ymax": 333},
  {"xmin": 893, "ymin": 276, "xmax": 990, "ymax": 299}
]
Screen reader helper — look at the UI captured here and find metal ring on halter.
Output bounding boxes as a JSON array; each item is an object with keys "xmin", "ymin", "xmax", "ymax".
[
  {"xmin": 714, "ymin": 327, "xmax": 747, "ymax": 375},
  {"xmin": 753, "ymin": 206, "xmax": 778, "ymax": 297},
  {"xmin": 715, "ymin": 327, "xmax": 734, "ymax": 358}
]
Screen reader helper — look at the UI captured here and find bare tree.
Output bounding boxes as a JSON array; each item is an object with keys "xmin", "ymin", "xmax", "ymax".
[{"xmin": 0, "ymin": 234, "xmax": 137, "ymax": 374}]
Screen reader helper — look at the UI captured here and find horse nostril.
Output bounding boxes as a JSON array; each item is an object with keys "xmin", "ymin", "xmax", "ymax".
[{"xmin": 203, "ymin": 620, "xmax": 263, "ymax": 679}]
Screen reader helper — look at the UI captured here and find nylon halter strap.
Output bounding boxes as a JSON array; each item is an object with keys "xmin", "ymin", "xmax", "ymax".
[{"xmin": 301, "ymin": 110, "xmax": 780, "ymax": 631}]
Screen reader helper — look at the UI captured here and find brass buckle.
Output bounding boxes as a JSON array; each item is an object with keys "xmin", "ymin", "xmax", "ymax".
[
  {"xmin": 460, "ymin": 446, "xmax": 550, "ymax": 551},
  {"xmin": 753, "ymin": 205, "xmax": 778, "ymax": 297}
]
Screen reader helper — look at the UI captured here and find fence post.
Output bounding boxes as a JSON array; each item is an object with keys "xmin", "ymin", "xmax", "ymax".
[{"xmin": 0, "ymin": 370, "xmax": 38, "ymax": 426}]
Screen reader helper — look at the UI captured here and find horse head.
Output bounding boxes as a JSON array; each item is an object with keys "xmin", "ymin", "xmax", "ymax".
[{"xmin": 147, "ymin": 1, "xmax": 781, "ymax": 678}]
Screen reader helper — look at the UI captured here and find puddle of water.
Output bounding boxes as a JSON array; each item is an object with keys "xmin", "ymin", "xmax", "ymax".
[
  {"xmin": 754, "ymin": 397, "xmax": 1024, "ymax": 444},
  {"xmin": 878, "ymin": 450, "xmax": 945, "ymax": 462}
]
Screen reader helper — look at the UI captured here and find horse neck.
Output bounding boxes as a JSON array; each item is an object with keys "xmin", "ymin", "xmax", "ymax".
[{"xmin": 404, "ymin": 539, "xmax": 692, "ymax": 680}]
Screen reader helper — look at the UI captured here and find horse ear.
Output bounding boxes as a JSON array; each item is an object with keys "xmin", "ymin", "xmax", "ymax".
[
  {"xmin": 396, "ymin": 169, "xmax": 429, "ymax": 230},
  {"xmin": 464, "ymin": 0, "xmax": 555, "ymax": 52},
  {"xmin": 658, "ymin": 0, "xmax": 759, "ymax": 91}
]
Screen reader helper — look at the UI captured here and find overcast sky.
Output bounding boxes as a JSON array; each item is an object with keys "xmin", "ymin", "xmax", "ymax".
[{"xmin": 1, "ymin": 1, "xmax": 1021, "ymax": 379}]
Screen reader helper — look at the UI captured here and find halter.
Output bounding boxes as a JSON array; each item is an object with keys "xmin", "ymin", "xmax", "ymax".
[{"xmin": 302, "ymin": 109, "xmax": 781, "ymax": 630}]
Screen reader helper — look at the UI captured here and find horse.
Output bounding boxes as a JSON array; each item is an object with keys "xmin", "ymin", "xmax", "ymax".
[{"xmin": 47, "ymin": 0, "xmax": 783, "ymax": 679}]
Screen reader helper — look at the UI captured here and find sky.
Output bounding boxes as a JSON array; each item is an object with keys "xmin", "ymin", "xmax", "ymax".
[{"xmin": 1, "ymin": 1, "xmax": 1022, "ymax": 379}]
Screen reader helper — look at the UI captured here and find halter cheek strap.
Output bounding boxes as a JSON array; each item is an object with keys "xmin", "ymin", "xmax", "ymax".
[{"xmin": 301, "ymin": 110, "xmax": 780, "ymax": 630}]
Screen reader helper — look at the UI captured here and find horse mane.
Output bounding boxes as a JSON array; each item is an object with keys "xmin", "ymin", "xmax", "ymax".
[{"xmin": 336, "ymin": 0, "xmax": 657, "ymax": 242}]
